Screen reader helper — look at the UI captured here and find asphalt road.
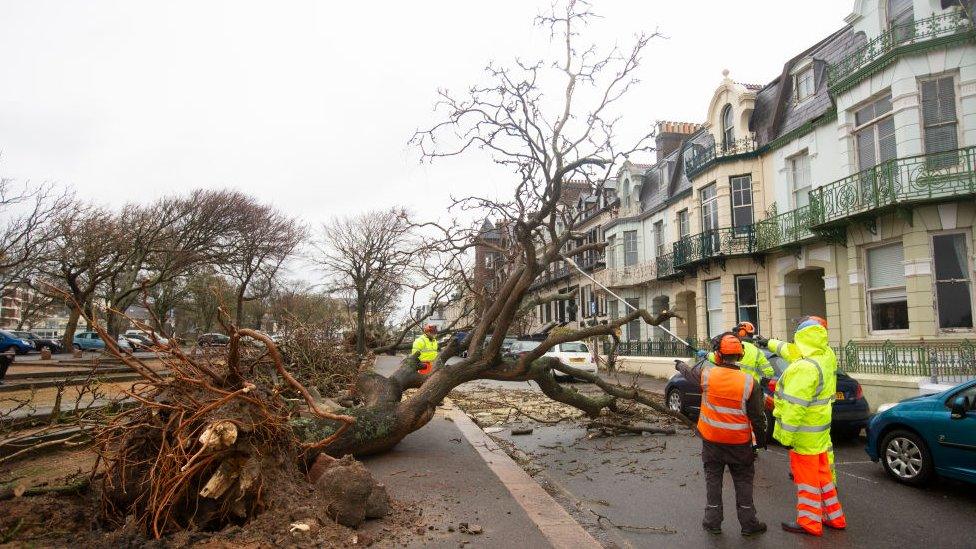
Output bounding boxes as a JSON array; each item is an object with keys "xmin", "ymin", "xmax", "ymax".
[{"xmin": 388, "ymin": 357, "xmax": 976, "ymax": 548}]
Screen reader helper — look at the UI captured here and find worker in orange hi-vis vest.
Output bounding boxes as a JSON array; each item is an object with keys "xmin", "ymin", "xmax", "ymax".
[
  {"xmin": 411, "ymin": 325, "xmax": 439, "ymax": 375},
  {"xmin": 676, "ymin": 333, "xmax": 768, "ymax": 537}
]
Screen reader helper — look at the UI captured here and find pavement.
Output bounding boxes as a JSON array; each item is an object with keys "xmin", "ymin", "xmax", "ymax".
[{"xmin": 366, "ymin": 355, "xmax": 601, "ymax": 548}]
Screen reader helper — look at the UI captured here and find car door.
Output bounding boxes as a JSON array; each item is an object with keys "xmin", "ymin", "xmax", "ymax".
[{"xmin": 934, "ymin": 382, "xmax": 976, "ymax": 482}]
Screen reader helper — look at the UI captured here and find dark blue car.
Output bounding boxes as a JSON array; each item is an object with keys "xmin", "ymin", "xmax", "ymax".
[
  {"xmin": 865, "ymin": 379, "xmax": 976, "ymax": 486},
  {"xmin": 0, "ymin": 329, "xmax": 35, "ymax": 354},
  {"xmin": 665, "ymin": 350, "xmax": 871, "ymax": 442}
]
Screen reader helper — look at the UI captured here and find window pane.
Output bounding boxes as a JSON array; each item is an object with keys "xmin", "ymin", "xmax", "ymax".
[
  {"xmin": 870, "ymin": 296, "xmax": 909, "ymax": 330},
  {"xmin": 736, "ymin": 276, "xmax": 758, "ymax": 306},
  {"xmin": 934, "ymin": 234, "xmax": 968, "ymax": 280},
  {"xmin": 868, "ymin": 243, "xmax": 905, "ymax": 289},
  {"xmin": 626, "ymin": 298, "xmax": 640, "ymax": 341},
  {"xmin": 738, "ymin": 306, "xmax": 759, "ymax": 329},
  {"xmin": 875, "ymin": 94, "xmax": 893, "ymax": 116},
  {"xmin": 878, "ymin": 118, "xmax": 897, "ymax": 162},
  {"xmin": 706, "ymin": 279, "xmax": 724, "ymax": 338},
  {"xmin": 937, "ymin": 282, "xmax": 974, "ymax": 329},
  {"xmin": 855, "ymin": 103, "xmax": 875, "ymax": 126},
  {"xmin": 856, "ymin": 130, "xmax": 876, "ymax": 170}
]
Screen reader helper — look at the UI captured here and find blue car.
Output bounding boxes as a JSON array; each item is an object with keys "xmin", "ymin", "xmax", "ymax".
[
  {"xmin": 72, "ymin": 331, "xmax": 133, "ymax": 353},
  {"xmin": 865, "ymin": 379, "xmax": 976, "ymax": 486},
  {"xmin": 0, "ymin": 329, "xmax": 35, "ymax": 354}
]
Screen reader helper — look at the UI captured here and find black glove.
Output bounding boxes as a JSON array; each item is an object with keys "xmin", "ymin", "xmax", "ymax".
[{"xmin": 752, "ymin": 335, "xmax": 769, "ymax": 347}]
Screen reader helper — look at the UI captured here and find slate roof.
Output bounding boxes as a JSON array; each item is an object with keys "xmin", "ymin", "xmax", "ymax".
[{"xmin": 751, "ymin": 25, "xmax": 864, "ymax": 147}]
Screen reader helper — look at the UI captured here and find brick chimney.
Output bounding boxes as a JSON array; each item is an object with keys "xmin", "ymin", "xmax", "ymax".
[{"xmin": 655, "ymin": 121, "xmax": 702, "ymax": 162}]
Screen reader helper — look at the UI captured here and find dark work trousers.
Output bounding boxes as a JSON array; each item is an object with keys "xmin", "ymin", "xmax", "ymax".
[
  {"xmin": 701, "ymin": 439, "xmax": 760, "ymax": 530},
  {"xmin": 0, "ymin": 353, "xmax": 11, "ymax": 383}
]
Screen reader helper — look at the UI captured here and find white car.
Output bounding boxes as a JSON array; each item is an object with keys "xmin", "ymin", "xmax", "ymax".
[
  {"xmin": 545, "ymin": 341, "xmax": 598, "ymax": 375},
  {"xmin": 124, "ymin": 329, "xmax": 170, "ymax": 347}
]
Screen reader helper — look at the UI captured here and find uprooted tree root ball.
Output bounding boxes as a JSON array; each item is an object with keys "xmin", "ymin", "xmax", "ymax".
[{"xmin": 83, "ymin": 316, "xmax": 394, "ymax": 541}]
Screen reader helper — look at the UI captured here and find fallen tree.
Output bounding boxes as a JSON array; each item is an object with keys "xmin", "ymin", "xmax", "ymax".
[{"xmin": 295, "ymin": 1, "xmax": 683, "ymax": 459}]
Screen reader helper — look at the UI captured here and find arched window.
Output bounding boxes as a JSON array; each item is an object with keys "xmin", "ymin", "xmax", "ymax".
[
  {"xmin": 887, "ymin": 0, "xmax": 913, "ymax": 44},
  {"xmin": 622, "ymin": 179, "xmax": 631, "ymax": 208},
  {"xmin": 721, "ymin": 104, "xmax": 735, "ymax": 149}
]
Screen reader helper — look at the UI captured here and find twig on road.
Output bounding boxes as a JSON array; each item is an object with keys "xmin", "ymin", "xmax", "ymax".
[{"xmin": 588, "ymin": 509, "xmax": 676, "ymax": 534}]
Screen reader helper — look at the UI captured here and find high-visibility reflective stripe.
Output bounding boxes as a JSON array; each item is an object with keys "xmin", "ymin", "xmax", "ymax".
[
  {"xmin": 801, "ymin": 357, "xmax": 825, "ymax": 396},
  {"xmin": 742, "ymin": 375, "xmax": 754, "ymax": 408},
  {"xmin": 775, "ymin": 341, "xmax": 786, "ymax": 356},
  {"xmin": 797, "ymin": 510, "xmax": 822, "ymax": 523},
  {"xmin": 703, "ymin": 401, "xmax": 747, "ymax": 415},
  {"xmin": 796, "ymin": 483, "xmax": 819, "ymax": 494},
  {"xmin": 775, "ymin": 388, "xmax": 834, "ymax": 407},
  {"xmin": 821, "ymin": 482, "xmax": 836, "ymax": 493},
  {"xmin": 823, "ymin": 496, "xmax": 839, "ymax": 507},
  {"xmin": 777, "ymin": 418, "xmax": 830, "ymax": 433},
  {"xmin": 797, "ymin": 496, "xmax": 822, "ymax": 509},
  {"xmin": 825, "ymin": 508, "xmax": 844, "ymax": 520},
  {"xmin": 700, "ymin": 415, "xmax": 752, "ymax": 430}
]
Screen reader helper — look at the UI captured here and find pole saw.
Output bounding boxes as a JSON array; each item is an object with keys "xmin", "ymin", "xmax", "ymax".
[{"xmin": 562, "ymin": 255, "xmax": 700, "ymax": 354}]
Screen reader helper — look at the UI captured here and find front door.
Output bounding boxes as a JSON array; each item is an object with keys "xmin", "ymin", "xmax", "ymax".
[{"xmin": 936, "ymin": 382, "xmax": 976, "ymax": 481}]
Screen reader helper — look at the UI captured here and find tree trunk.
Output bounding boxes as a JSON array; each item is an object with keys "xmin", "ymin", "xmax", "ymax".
[
  {"xmin": 355, "ymin": 287, "xmax": 367, "ymax": 358},
  {"xmin": 235, "ymin": 289, "xmax": 245, "ymax": 327},
  {"xmin": 62, "ymin": 308, "xmax": 81, "ymax": 350}
]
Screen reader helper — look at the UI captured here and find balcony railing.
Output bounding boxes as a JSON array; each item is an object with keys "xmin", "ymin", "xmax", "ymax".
[
  {"xmin": 754, "ymin": 204, "xmax": 817, "ymax": 252},
  {"xmin": 809, "ymin": 146, "xmax": 976, "ymax": 227},
  {"xmin": 684, "ymin": 136, "xmax": 757, "ymax": 179},
  {"xmin": 828, "ymin": 11, "xmax": 973, "ymax": 90},
  {"xmin": 673, "ymin": 226, "xmax": 757, "ymax": 268},
  {"xmin": 601, "ymin": 261, "xmax": 656, "ymax": 288},
  {"xmin": 603, "ymin": 338, "xmax": 705, "ymax": 358},
  {"xmin": 655, "ymin": 252, "xmax": 679, "ymax": 280},
  {"xmin": 842, "ymin": 339, "xmax": 976, "ymax": 384}
]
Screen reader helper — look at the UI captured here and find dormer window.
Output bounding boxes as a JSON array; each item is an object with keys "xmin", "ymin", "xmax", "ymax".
[
  {"xmin": 721, "ymin": 104, "xmax": 734, "ymax": 149},
  {"xmin": 887, "ymin": 0, "xmax": 914, "ymax": 44},
  {"xmin": 795, "ymin": 67, "xmax": 815, "ymax": 102}
]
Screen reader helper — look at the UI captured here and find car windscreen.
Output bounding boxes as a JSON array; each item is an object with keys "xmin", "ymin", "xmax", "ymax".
[
  {"xmin": 514, "ymin": 340, "xmax": 540, "ymax": 351},
  {"xmin": 0, "ymin": 330, "xmax": 15, "ymax": 338},
  {"xmin": 559, "ymin": 342, "xmax": 589, "ymax": 353}
]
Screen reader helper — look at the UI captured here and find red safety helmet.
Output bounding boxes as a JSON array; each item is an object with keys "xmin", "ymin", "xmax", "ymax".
[
  {"xmin": 423, "ymin": 324, "xmax": 437, "ymax": 335},
  {"xmin": 711, "ymin": 332, "xmax": 744, "ymax": 363},
  {"xmin": 733, "ymin": 321, "xmax": 756, "ymax": 339}
]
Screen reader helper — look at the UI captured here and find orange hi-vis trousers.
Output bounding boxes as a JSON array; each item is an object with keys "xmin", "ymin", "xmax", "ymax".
[{"xmin": 789, "ymin": 450, "xmax": 846, "ymax": 536}]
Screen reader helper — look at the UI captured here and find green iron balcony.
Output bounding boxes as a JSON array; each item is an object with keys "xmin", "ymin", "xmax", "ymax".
[
  {"xmin": 683, "ymin": 137, "xmax": 757, "ymax": 180},
  {"xmin": 655, "ymin": 252, "xmax": 679, "ymax": 280},
  {"xmin": 828, "ymin": 11, "xmax": 974, "ymax": 92},
  {"xmin": 753, "ymin": 204, "xmax": 818, "ymax": 252},
  {"xmin": 809, "ymin": 146, "xmax": 976, "ymax": 228},
  {"xmin": 672, "ymin": 226, "xmax": 757, "ymax": 269}
]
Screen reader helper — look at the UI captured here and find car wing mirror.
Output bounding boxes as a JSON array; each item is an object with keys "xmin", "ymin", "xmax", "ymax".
[{"xmin": 950, "ymin": 396, "xmax": 968, "ymax": 420}]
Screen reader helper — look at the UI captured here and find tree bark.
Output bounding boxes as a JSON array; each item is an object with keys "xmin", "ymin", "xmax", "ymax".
[
  {"xmin": 62, "ymin": 308, "xmax": 81, "ymax": 350},
  {"xmin": 355, "ymin": 286, "xmax": 367, "ymax": 358}
]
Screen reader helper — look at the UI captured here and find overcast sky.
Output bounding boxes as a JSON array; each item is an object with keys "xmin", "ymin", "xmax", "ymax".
[{"xmin": 1, "ymin": 0, "xmax": 852, "ymax": 228}]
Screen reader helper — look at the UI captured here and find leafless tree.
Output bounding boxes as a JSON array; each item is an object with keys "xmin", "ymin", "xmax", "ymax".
[
  {"xmin": 297, "ymin": 1, "xmax": 675, "ymax": 458},
  {"xmin": 314, "ymin": 208, "xmax": 416, "ymax": 356},
  {"xmin": 0, "ymin": 176, "xmax": 71, "ymax": 294},
  {"xmin": 221, "ymin": 196, "xmax": 306, "ymax": 327}
]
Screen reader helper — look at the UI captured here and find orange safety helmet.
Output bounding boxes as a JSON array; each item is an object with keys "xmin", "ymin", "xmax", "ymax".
[
  {"xmin": 423, "ymin": 324, "xmax": 437, "ymax": 335},
  {"xmin": 711, "ymin": 332, "xmax": 744, "ymax": 363},
  {"xmin": 733, "ymin": 321, "xmax": 756, "ymax": 339}
]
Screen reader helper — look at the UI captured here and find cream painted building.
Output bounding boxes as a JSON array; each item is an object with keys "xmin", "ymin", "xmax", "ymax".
[{"xmin": 592, "ymin": 0, "xmax": 976, "ymax": 389}]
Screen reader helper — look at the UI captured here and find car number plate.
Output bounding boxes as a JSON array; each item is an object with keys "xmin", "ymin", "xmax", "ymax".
[
  {"xmin": 835, "ymin": 391, "xmax": 845, "ymax": 400},
  {"xmin": 570, "ymin": 357, "xmax": 585, "ymax": 363}
]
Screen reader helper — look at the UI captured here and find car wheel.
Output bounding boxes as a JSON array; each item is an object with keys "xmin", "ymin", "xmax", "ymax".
[
  {"xmin": 0, "ymin": 345, "xmax": 13, "ymax": 354},
  {"xmin": 73, "ymin": 344, "xmax": 82, "ymax": 351},
  {"xmin": 880, "ymin": 430, "xmax": 933, "ymax": 486},
  {"xmin": 666, "ymin": 388, "xmax": 684, "ymax": 415}
]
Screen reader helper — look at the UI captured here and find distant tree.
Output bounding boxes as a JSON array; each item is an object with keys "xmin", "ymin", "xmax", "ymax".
[
  {"xmin": 0, "ymin": 176, "xmax": 71, "ymax": 294},
  {"xmin": 314, "ymin": 208, "xmax": 415, "ymax": 357},
  {"xmin": 220, "ymin": 196, "xmax": 306, "ymax": 327}
]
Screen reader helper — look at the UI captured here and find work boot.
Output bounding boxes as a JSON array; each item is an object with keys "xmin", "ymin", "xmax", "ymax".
[
  {"xmin": 823, "ymin": 520, "xmax": 846, "ymax": 531},
  {"xmin": 782, "ymin": 521, "xmax": 821, "ymax": 536},
  {"xmin": 701, "ymin": 523, "xmax": 722, "ymax": 535},
  {"xmin": 741, "ymin": 522, "xmax": 767, "ymax": 537}
]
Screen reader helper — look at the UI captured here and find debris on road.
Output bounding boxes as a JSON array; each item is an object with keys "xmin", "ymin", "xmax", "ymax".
[{"xmin": 511, "ymin": 427, "xmax": 534, "ymax": 436}]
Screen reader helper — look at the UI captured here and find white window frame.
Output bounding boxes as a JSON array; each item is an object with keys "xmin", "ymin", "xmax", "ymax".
[
  {"xmin": 677, "ymin": 209, "xmax": 690, "ymax": 239},
  {"xmin": 931, "ymin": 230, "xmax": 976, "ymax": 332},
  {"xmin": 606, "ymin": 235, "xmax": 616, "ymax": 269},
  {"xmin": 721, "ymin": 105, "xmax": 735, "ymax": 149},
  {"xmin": 729, "ymin": 174, "xmax": 754, "ymax": 236},
  {"xmin": 653, "ymin": 220, "xmax": 665, "ymax": 258},
  {"xmin": 788, "ymin": 151, "xmax": 812, "ymax": 209},
  {"xmin": 623, "ymin": 230, "xmax": 638, "ymax": 267},
  {"xmin": 705, "ymin": 278, "xmax": 724, "ymax": 338},
  {"xmin": 918, "ymin": 74, "xmax": 962, "ymax": 164},
  {"xmin": 794, "ymin": 67, "xmax": 815, "ymax": 102},
  {"xmin": 852, "ymin": 93, "xmax": 896, "ymax": 171},
  {"xmin": 865, "ymin": 241, "xmax": 909, "ymax": 335},
  {"xmin": 734, "ymin": 274, "xmax": 760, "ymax": 333}
]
